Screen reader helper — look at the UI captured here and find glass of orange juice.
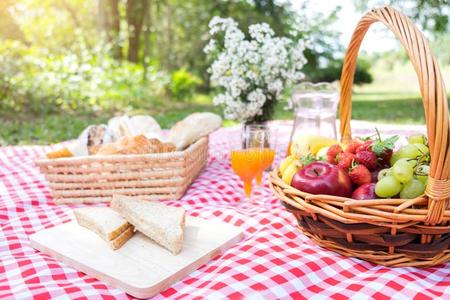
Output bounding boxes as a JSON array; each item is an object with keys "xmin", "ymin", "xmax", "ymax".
[
  {"xmin": 230, "ymin": 125, "xmax": 277, "ymax": 199},
  {"xmin": 230, "ymin": 148, "xmax": 262, "ymax": 198},
  {"xmin": 243, "ymin": 125, "xmax": 277, "ymax": 186}
]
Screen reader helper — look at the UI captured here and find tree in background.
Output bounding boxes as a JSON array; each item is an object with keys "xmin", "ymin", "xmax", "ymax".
[
  {"xmin": 0, "ymin": 0, "xmax": 373, "ymax": 115},
  {"xmin": 354, "ymin": 0, "xmax": 450, "ymax": 33},
  {"xmin": 2, "ymin": 0, "xmax": 368, "ymax": 84},
  {"xmin": 353, "ymin": 0, "xmax": 450, "ymax": 70}
]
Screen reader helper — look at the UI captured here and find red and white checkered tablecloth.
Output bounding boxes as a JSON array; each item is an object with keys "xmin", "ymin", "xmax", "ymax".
[{"xmin": 1, "ymin": 122, "xmax": 448, "ymax": 299}]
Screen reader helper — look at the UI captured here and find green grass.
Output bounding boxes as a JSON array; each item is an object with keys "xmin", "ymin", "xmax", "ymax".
[
  {"xmin": 1, "ymin": 91, "xmax": 448, "ymax": 146},
  {"xmin": 352, "ymin": 92, "xmax": 432, "ymax": 124}
]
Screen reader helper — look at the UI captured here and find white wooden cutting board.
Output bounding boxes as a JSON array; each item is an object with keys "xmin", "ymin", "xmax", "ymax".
[{"xmin": 30, "ymin": 216, "xmax": 244, "ymax": 299}]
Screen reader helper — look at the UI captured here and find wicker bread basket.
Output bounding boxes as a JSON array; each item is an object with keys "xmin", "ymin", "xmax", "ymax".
[
  {"xmin": 269, "ymin": 6, "xmax": 450, "ymax": 267},
  {"xmin": 37, "ymin": 137, "xmax": 208, "ymax": 204}
]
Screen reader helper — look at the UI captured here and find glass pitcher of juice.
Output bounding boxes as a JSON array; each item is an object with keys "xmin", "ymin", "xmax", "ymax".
[{"xmin": 287, "ymin": 82, "xmax": 339, "ymax": 155}]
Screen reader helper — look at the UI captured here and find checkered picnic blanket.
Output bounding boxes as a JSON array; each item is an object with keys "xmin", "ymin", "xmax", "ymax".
[{"xmin": 1, "ymin": 122, "xmax": 448, "ymax": 299}]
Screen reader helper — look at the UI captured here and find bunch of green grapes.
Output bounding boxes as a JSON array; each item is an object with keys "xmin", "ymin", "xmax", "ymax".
[{"xmin": 375, "ymin": 134, "xmax": 430, "ymax": 199}]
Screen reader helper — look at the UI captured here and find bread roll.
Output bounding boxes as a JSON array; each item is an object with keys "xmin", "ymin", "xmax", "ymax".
[
  {"xmin": 168, "ymin": 112, "xmax": 222, "ymax": 150},
  {"xmin": 107, "ymin": 115, "xmax": 163, "ymax": 142}
]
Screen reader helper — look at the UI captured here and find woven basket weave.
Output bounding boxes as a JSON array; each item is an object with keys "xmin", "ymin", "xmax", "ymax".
[
  {"xmin": 37, "ymin": 137, "xmax": 208, "ymax": 204},
  {"xmin": 269, "ymin": 6, "xmax": 450, "ymax": 267}
]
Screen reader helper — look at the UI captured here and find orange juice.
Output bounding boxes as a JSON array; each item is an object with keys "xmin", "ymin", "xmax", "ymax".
[
  {"xmin": 230, "ymin": 148, "xmax": 264, "ymax": 197},
  {"xmin": 255, "ymin": 148, "xmax": 275, "ymax": 185},
  {"xmin": 286, "ymin": 141, "xmax": 292, "ymax": 156}
]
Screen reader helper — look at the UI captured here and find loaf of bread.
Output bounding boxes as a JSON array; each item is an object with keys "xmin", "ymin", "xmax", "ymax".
[
  {"xmin": 168, "ymin": 112, "xmax": 222, "ymax": 150},
  {"xmin": 107, "ymin": 115, "xmax": 163, "ymax": 142}
]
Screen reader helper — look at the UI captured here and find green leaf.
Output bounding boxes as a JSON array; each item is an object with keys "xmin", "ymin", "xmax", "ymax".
[
  {"xmin": 299, "ymin": 154, "xmax": 316, "ymax": 166},
  {"xmin": 371, "ymin": 135, "xmax": 399, "ymax": 156}
]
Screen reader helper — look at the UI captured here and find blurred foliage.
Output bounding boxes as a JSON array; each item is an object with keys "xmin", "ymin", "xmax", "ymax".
[
  {"xmin": 168, "ymin": 69, "xmax": 202, "ymax": 101},
  {"xmin": 0, "ymin": 0, "xmax": 376, "ymax": 144},
  {"xmin": 306, "ymin": 56, "xmax": 373, "ymax": 85},
  {"xmin": 353, "ymin": 0, "xmax": 450, "ymax": 33},
  {"xmin": 0, "ymin": 39, "xmax": 167, "ymax": 114},
  {"xmin": 431, "ymin": 33, "xmax": 450, "ymax": 66}
]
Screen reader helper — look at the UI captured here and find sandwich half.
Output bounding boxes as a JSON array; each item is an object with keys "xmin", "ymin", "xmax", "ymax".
[
  {"xmin": 111, "ymin": 195, "xmax": 185, "ymax": 254},
  {"xmin": 74, "ymin": 206, "xmax": 135, "ymax": 250}
]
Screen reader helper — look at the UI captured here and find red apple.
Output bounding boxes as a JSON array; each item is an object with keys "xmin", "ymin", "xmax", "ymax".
[
  {"xmin": 351, "ymin": 183, "xmax": 376, "ymax": 200},
  {"xmin": 291, "ymin": 162, "xmax": 352, "ymax": 197}
]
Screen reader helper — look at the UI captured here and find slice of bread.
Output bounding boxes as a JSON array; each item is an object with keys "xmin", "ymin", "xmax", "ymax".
[
  {"xmin": 74, "ymin": 207, "xmax": 134, "ymax": 250},
  {"xmin": 111, "ymin": 195, "xmax": 185, "ymax": 254}
]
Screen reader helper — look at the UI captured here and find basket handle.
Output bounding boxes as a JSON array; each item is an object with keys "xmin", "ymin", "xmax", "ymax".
[{"xmin": 339, "ymin": 6, "xmax": 450, "ymax": 224}]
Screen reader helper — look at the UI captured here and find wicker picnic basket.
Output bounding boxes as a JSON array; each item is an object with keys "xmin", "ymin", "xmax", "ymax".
[
  {"xmin": 269, "ymin": 6, "xmax": 450, "ymax": 267},
  {"xmin": 36, "ymin": 137, "xmax": 208, "ymax": 204}
]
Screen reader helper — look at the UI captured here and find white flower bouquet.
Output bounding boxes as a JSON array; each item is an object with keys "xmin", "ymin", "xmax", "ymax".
[{"xmin": 204, "ymin": 17, "xmax": 307, "ymax": 123}]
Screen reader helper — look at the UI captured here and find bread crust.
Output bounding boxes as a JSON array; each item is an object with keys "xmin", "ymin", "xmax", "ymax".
[{"xmin": 110, "ymin": 225, "xmax": 135, "ymax": 250}]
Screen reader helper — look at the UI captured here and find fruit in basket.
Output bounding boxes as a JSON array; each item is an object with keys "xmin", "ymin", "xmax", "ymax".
[
  {"xmin": 351, "ymin": 183, "xmax": 376, "ymax": 200},
  {"xmin": 414, "ymin": 143, "xmax": 430, "ymax": 163},
  {"xmin": 375, "ymin": 133, "xmax": 431, "ymax": 199},
  {"xmin": 377, "ymin": 168, "xmax": 392, "ymax": 181},
  {"xmin": 390, "ymin": 152, "xmax": 401, "ymax": 166},
  {"xmin": 408, "ymin": 134, "xmax": 427, "ymax": 145},
  {"xmin": 371, "ymin": 135, "xmax": 398, "ymax": 164},
  {"xmin": 397, "ymin": 158, "xmax": 418, "ymax": 169},
  {"xmin": 378, "ymin": 149, "xmax": 393, "ymax": 167},
  {"xmin": 316, "ymin": 146, "xmax": 330, "ymax": 161},
  {"xmin": 395, "ymin": 144, "xmax": 422, "ymax": 160},
  {"xmin": 356, "ymin": 140, "xmax": 373, "ymax": 153},
  {"xmin": 337, "ymin": 152, "xmax": 356, "ymax": 170},
  {"xmin": 283, "ymin": 130, "xmax": 431, "ymax": 200},
  {"xmin": 414, "ymin": 143, "xmax": 429, "ymax": 155},
  {"xmin": 415, "ymin": 164, "xmax": 430, "ymax": 185},
  {"xmin": 291, "ymin": 162, "xmax": 352, "ymax": 197},
  {"xmin": 326, "ymin": 144, "xmax": 343, "ymax": 164},
  {"xmin": 291, "ymin": 135, "xmax": 337, "ymax": 158},
  {"xmin": 390, "ymin": 140, "xmax": 430, "ymax": 167},
  {"xmin": 349, "ymin": 164, "xmax": 372, "ymax": 186},
  {"xmin": 400, "ymin": 178, "xmax": 425, "ymax": 199},
  {"xmin": 375, "ymin": 176, "xmax": 402, "ymax": 198},
  {"xmin": 279, "ymin": 156, "xmax": 296, "ymax": 175},
  {"xmin": 282, "ymin": 163, "xmax": 299, "ymax": 185},
  {"xmin": 370, "ymin": 169, "xmax": 381, "ymax": 183},
  {"xmin": 346, "ymin": 138, "xmax": 364, "ymax": 154},
  {"xmin": 392, "ymin": 159, "xmax": 414, "ymax": 183},
  {"xmin": 279, "ymin": 154, "xmax": 317, "ymax": 185},
  {"xmin": 355, "ymin": 150, "xmax": 378, "ymax": 170}
]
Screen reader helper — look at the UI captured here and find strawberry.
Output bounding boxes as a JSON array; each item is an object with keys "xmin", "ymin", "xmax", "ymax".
[
  {"xmin": 346, "ymin": 139, "xmax": 364, "ymax": 154},
  {"xmin": 349, "ymin": 164, "xmax": 372, "ymax": 186},
  {"xmin": 356, "ymin": 140, "xmax": 373, "ymax": 153},
  {"xmin": 337, "ymin": 152, "xmax": 356, "ymax": 170},
  {"xmin": 379, "ymin": 149, "xmax": 393, "ymax": 166},
  {"xmin": 371, "ymin": 132, "xmax": 398, "ymax": 164},
  {"xmin": 326, "ymin": 144, "xmax": 343, "ymax": 164},
  {"xmin": 355, "ymin": 150, "xmax": 378, "ymax": 171}
]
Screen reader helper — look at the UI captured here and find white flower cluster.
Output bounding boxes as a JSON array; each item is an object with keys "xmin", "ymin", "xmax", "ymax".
[{"xmin": 204, "ymin": 17, "xmax": 307, "ymax": 122}]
